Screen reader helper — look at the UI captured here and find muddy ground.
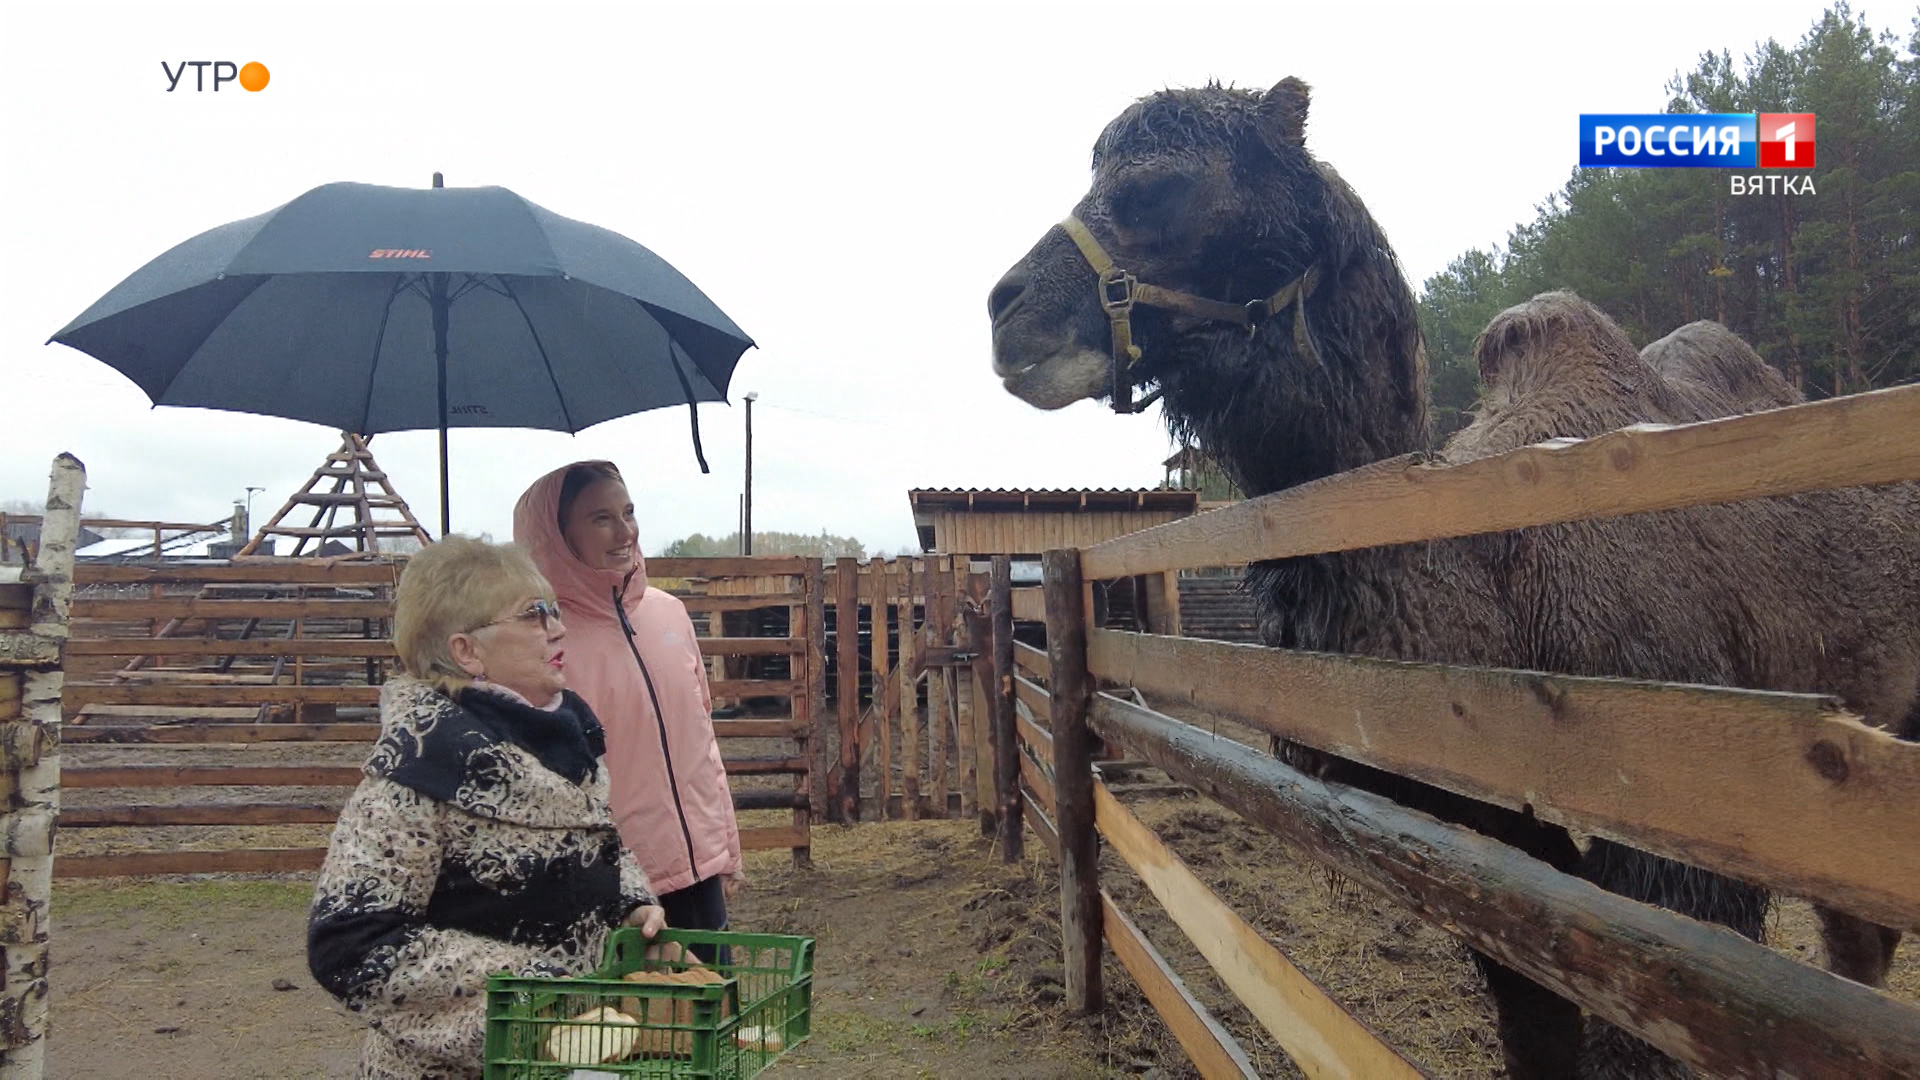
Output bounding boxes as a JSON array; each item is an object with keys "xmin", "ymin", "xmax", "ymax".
[{"xmin": 47, "ymin": 791, "xmax": 1920, "ymax": 1080}]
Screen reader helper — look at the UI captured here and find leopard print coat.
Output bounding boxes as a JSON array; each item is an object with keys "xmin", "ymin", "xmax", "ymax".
[{"xmin": 308, "ymin": 676, "xmax": 656, "ymax": 1080}]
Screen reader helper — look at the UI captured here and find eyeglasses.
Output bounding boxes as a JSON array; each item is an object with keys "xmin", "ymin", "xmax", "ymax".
[{"xmin": 471, "ymin": 599, "xmax": 563, "ymax": 633}]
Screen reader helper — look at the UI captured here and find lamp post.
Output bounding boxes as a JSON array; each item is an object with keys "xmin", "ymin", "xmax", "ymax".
[{"xmin": 742, "ymin": 392, "xmax": 758, "ymax": 556}]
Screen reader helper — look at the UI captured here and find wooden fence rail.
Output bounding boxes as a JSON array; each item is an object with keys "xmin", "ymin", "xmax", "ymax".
[
  {"xmin": 1087, "ymin": 629, "xmax": 1920, "ymax": 932},
  {"xmin": 973, "ymin": 384, "xmax": 1920, "ymax": 1079},
  {"xmin": 55, "ymin": 555, "xmax": 831, "ymax": 876},
  {"xmin": 1079, "ymin": 382, "xmax": 1920, "ymax": 579}
]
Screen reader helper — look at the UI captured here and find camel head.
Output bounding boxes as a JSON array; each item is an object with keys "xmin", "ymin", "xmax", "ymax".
[{"xmin": 988, "ymin": 78, "xmax": 1428, "ymax": 495}]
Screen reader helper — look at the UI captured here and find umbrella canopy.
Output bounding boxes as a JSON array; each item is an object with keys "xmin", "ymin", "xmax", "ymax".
[{"xmin": 50, "ymin": 178, "xmax": 754, "ymax": 533}]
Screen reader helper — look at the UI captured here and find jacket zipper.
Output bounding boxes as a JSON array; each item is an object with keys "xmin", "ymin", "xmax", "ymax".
[{"xmin": 613, "ymin": 585, "xmax": 700, "ymax": 880}]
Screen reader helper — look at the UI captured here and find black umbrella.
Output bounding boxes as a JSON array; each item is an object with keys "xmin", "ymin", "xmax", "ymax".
[{"xmin": 51, "ymin": 175, "xmax": 754, "ymax": 535}]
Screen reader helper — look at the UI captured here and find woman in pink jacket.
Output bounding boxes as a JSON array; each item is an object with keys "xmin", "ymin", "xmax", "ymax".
[{"xmin": 514, "ymin": 461, "xmax": 743, "ymax": 948}]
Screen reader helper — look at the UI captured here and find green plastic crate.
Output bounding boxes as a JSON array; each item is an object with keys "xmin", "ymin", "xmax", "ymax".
[{"xmin": 483, "ymin": 928, "xmax": 813, "ymax": 1079}]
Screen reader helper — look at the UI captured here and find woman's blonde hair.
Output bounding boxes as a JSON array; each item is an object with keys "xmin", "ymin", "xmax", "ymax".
[{"xmin": 392, "ymin": 535, "xmax": 556, "ymax": 695}]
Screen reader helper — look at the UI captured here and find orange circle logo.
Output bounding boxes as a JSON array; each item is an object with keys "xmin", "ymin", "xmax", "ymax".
[{"xmin": 239, "ymin": 62, "xmax": 270, "ymax": 92}]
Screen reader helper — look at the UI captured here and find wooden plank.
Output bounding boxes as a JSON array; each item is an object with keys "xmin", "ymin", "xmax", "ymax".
[
  {"xmin": 1013, "ymin": 674, "xmax": 1051, "ymax": 720},
  {"xmin": 1087, "ymin": 629, "xmax": 1920, "ymax": 931},
  {"xmin": 834, "ymin": 556, "xmax": 861, "ymax": 822},
  {"xmin": 74, "ymin": 563, "xmax": 402, "ymax": 586},
  {"xmin": 71, "ymin": 598, "xmax": 390, "ymax": 620},
  {"xmin": 1020, "ymin": 751, "xmax": 1057, "ymax": 816},
  {"xmin": 871, "ymin": 559, "xmax": 895, "ymax": 822},
  {"xmin": 1044, "ymin": 548, "xmax": 1102, "ymax": 1014},
  {"xmin": 738, "ymin": 825, "xmax": 810, "ymax": 852},
  {"xmin": 646, "ymin": 556, "xmax": 810, "ymax": 578},
  {"xmin": 1095, "ymin": 782, "xmax": 1424, "ymax": 1078},
  {"xmin": 61, "ymin": 803, "xmax": 344, "ymax": 827},
  {"xmin": 62, "ymin": 723, "xmax": 380, "ymax": 744},
  {"xmin": 63, "ymin": 685, "xmax": 381, "ymax": 708},
  {"xmin": 732, "ymin": 789, "xmax": 810, "ymax": 812},
  {"xmin": 66, "ymin": 638, "xmax": 397, "ymax": 658},
  {"xmin": 1088, "ymin": 693, "xmax": 1920, "ymax": 1079},
  {"xmin": 991, "ymin": 557, "xmax": 1022, "ymax": 862},
  {"xmin": 705, "ymin": 679, "xmax": 803, "ymax": 699},
  {"xmin": 1015, "ymin": 701, "xmax": 1055, "ymax": 766},
  {"xmin": 677, "ymin": 594, "xmax": 806, "ymax": 613},
  {"xmin": 54, "ymin": 848, "xmax": 328, "ymax": 879},
  {"xmin": 710, "ymin": 720, "xmax": 806, "ymax": 740},
  {"xmin": 804, "ymin": 559, "xmax": 829, "ymax": 825},
  {"xmin": 927, "ymin": 562, "xmax": 951, "ymax": 819},
  {"xmin": 1014, "ymin": 640, "xmax": 1051, "ymax": 679},
  {"xmin": 900, "ymin": 561, "xmax": 922, "ymax": 822},
  {"xmin": 695, "ymin": 637, "xmax": 804, "ymax": 657},
  {"xmin": 1083, "ymin": 382, "xmax": 1920, "ymax": 579},
  {"xmin": 62, "ymin": 765, "xmax": 365, "ymax": 788},
  {"xmin": 1011, "ymin": 587, "xmax": 1045, "ymax": 623},
  {"xmin": 0, "ymin": 585, "xmax": 31, "ymax": 631},
  {"xmin": 1024, "ymin": 789, "xmax": 1062, "ymax": 863},
  {"xmin": 721, "ymin": 756, "xmax": 810, "ymax": 776},
  {"xmin": 0, "ymin": 673, "xmax": 21, "ymax": 721},
  {"xmin": 956, "ymin": 568, "xmax": 985, "ymax": 825},
  {"xmin": 1101, "ymin": 891, "xmax": 1261, "ymax": 1080}
]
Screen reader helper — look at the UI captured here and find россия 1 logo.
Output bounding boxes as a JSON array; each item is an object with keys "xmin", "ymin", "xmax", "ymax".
[{"xmin": 1579, "ymin": 113, "xmax": 1815, "ymax": 194}]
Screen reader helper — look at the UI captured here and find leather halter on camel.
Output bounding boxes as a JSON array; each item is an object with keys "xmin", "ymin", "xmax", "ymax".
[{"xmin": 1058, "ymin": 215, "xmax": 1323, "ymax": 414}]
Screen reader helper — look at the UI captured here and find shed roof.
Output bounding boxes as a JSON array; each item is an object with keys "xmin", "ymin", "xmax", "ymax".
[{"xmin": 907, "ymin": 488, "xmax": 1200, "ymax": 513}]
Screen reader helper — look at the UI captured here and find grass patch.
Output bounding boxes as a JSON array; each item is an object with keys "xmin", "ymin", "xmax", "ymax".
[{"xmin": 56, "ymin": 879, "xmax": 312, "ymax": 926}]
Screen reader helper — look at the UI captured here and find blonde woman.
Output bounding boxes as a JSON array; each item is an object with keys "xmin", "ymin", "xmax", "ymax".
[{"xmin": 308, "ymin": 536, "xmax": 666, "ymax": 1080}]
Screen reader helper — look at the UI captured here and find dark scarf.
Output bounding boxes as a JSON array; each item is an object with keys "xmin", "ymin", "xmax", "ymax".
[{"xmin": 371, "ymin": 685, "xmax": 607, "ymax": 805}]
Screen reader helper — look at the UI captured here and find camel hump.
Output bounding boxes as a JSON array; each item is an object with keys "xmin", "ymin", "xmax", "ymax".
[
  {"xmin": 1643, "ymin": 320, "xmax": 1803, "ymax": 413},
  {"xmin": 1473, "ymin": 290, "xmax": 1641, "ymax": 390}
]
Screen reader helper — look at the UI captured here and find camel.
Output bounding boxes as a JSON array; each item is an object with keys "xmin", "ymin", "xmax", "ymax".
[{"xmin": 986, "ymin": 77, "xmax": 1920, "ymax": 1078}]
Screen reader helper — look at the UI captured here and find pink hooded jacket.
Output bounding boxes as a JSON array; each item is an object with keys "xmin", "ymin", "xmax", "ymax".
[{"xmin": 513, "ymin": 465, "xmax": 741, "ymax": 896}]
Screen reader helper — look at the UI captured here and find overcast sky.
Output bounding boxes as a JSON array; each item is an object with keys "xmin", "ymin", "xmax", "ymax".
[{"xmin": 0, "ymin": 0, "xmax": 1862, "ymax": 555}]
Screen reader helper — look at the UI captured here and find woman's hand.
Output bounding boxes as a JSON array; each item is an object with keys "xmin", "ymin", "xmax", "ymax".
[
  {"xmin": 721, "ymin": 871, "xmax": 747, "ymax": 901},
  {"xmin": 624, "ymin": 904, "xmax": 667, "ymax": 939}
]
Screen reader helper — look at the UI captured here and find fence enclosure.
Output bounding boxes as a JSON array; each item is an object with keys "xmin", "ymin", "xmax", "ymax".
[
  {"xmin": 992, "ymin": 384, "xmax": 1920, "ymax": 1077},
  {"xmin": 50, "ymin": 551, "xmax": 1004, "ymax": 880}
]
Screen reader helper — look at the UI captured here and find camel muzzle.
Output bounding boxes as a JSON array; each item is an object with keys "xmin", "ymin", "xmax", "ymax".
[{"xmin": 1057, "ymin": 215, "xmax": 1323, "ymax": 413}]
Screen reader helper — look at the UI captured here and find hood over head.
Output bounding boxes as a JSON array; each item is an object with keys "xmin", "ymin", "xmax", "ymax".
[{"xmin": 513, "ymin": 462, "xmax": 648, "ymax": 623}]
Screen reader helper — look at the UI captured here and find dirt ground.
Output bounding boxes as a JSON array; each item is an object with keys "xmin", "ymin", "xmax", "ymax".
[{"xmin": 45, "ymin": 787, "xmax": 1920, "ymax": 1080}]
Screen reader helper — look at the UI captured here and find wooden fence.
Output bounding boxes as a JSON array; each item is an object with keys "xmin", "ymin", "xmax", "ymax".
[
  {"xmin": 54, "ymin": 556, "xmax": 841, "ymax": 876},
  {"xmin": 824, "ymin": 555, "xmax": 996, "ymax": 825},
  {"xmin": 988, "ymin": 384, "xmax": 1920, "ymax": 1077},
  {"xmin": 0, "ymin": 514, "xmax": 226, "ymax": 565}
]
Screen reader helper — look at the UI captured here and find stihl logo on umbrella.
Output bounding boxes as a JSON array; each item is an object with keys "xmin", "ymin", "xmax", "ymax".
[
  {"xmin": 162, "ymin": 62, "xmax": 270, "ymax": 92},
  {"xmin": 368, "ymin": 249, "xmax": 433, "ymax": 259}
]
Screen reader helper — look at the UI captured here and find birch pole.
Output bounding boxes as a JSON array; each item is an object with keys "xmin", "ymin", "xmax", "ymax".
[{"xmin": 0, "ymin": 453, "xmax": 82, "ymax": 1078}]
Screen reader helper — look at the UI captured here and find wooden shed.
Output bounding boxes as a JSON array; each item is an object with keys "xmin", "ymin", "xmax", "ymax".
[{"xmin": 907, "ymin": 489, "xmax": 1200, "ymax": 560}]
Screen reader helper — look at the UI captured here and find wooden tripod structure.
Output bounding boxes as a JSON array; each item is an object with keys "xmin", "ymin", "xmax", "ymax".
[{"xmin": 237, "ymin": 433, "xmax": 433, "ymax": 557}]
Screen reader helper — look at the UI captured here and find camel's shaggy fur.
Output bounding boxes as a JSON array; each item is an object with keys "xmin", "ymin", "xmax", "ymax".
[{"xmin": 988, "ymin": 78, "xmax": 1920, "ymax": 1079}]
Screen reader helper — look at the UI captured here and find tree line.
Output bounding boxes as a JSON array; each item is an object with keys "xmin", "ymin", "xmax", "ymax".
[
  {"xmin": 1418, "ymin": 4, "xmax": 1919, "ymax": 436},
  {"xmin": 659, "ymin": 529, "xmax": 878, "ymax": 560}
]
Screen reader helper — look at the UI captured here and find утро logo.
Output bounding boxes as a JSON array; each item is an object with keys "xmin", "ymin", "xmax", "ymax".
[{"xmin": 162, "ymin": 61, "xmax": 269, "ymax": 92}]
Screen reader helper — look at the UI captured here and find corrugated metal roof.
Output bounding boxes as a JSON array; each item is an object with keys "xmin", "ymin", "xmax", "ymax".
[{"xmin": 908, "ymin": 488, "xmax": 1200, "ymax": 512}]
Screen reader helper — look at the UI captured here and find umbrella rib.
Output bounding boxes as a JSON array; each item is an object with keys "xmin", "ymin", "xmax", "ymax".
[
  {"xmin": 496, "ymin": 276, "xmax": 577, "ymax": 433},
  {"xmin": 357, "ymin": 275, "xmax": 410, "ymax": 434}
]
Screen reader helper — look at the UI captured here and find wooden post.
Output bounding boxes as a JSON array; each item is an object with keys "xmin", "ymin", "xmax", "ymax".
[
  {"xmin": 991, "ymin": 557, "xmax": 1022, "ymax": 862},
  {"xmin": 802, "ymin": 559, "xmax": 828, "ymax": 829},
  {"xmin": 1, "ymin": 454, "xmax": 83, "ymax": 1078},
  {"xmin": 900, "ymin": 559, "xmax": 921, "ymax": 821},
  {"xmin": 927, "ymin": 558, "xmax": 950, "ymax": 817},
  {"xmin": 834, "ymin": 556, "xmax": 860, "ymax": 823},
  {"xmin": 787, "ymin": 588, "xmax": 813, "ymax": 870},
  {"xmin": 1043, "ymin": 548, "xmax": 1101, "ymax": 1014},
  {"xmin": 868, "ymin": 557, "xmax": 893, "ymax": 823},
  {"xmin": 949, "ymin": 565, "xmax": 978, "ymax": 822}
]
